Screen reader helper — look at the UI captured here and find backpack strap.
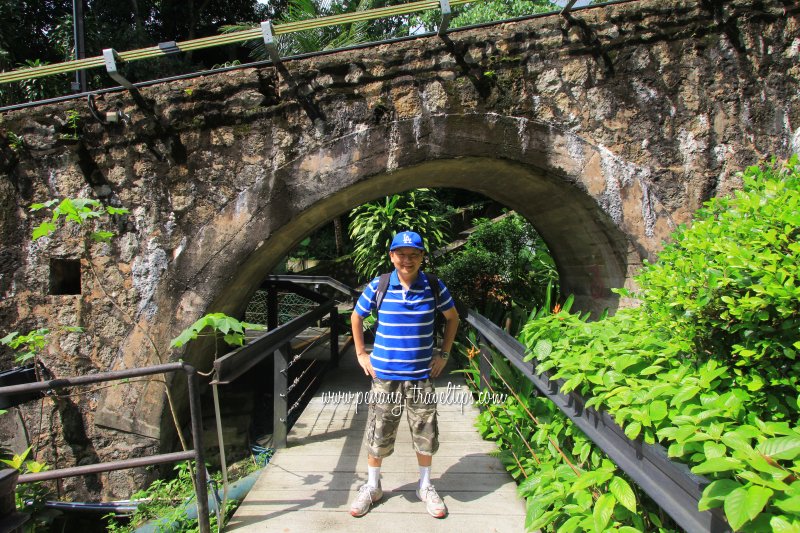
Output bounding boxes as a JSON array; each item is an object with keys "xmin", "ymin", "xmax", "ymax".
[
  {"xmin": 374, "ymin": 272, "xmax": 442, "ymax": 327},
  {"xmin": 374, "ymin": 273, "xmax": 391, "ymax": 317}
]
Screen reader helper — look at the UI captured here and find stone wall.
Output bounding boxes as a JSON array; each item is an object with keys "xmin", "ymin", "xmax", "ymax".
[{"xmin": 0, "ymin": 0, "xmax": 797, "ymax": 499}]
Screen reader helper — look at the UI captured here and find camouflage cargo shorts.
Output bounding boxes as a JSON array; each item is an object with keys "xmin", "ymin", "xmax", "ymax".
[{"xmin": 365, "ymin": 377, "xmax": 439, "ymax": 458}]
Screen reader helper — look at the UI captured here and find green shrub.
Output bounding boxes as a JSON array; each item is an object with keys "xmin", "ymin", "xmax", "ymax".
[
  {"xmin": 634, "ymin": 157, "xmax": 800, "ymax": 415},
  {"xmin": 514, "ymin": 157, "xmax": 800, "ymax": 532},
  {"xmin": 438, "ymin": 212, "xmax": 557, "ymax": 329},
  {"xmin": 348, "ymin": 189, "xmax": 450, "ymax": 282},
  {"xmin": 457, "ymin": 326, "xmax": 676, "ymax": 532},
  {"xmin": 105, "ymin": 461, "xmax": 235, "ymax": 532}
]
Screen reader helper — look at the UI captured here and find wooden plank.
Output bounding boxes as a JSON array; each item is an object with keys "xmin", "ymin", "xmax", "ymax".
[{"xmin": 230, "ymin": 345, "xmax": 526, "ymax": 531}]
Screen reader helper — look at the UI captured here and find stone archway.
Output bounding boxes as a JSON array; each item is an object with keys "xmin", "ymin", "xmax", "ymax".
[
  {"xmin": 95, "ymin": 112, "xmax": 675, "ymax": 442},
  {"xmin": 4, "ymin": 0, "xmax": 794, "ymax": 497}
]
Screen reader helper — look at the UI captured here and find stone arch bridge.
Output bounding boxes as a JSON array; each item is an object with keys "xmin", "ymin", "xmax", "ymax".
[{"xmin": 0, "ymin": 0, "xmax": 797, "ymax": 498}]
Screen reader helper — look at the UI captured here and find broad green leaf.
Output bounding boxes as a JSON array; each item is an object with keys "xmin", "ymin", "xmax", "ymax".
[
  {"xmin": 30, "ymin": 199, "xmax": 59, "ymax": 211},
  {"xmin": 533, "ymin": 339, "xmax": 552, "ymax": 360},
  {"xmin": 32, "ymin": 221, "xmax": 56, "ymax": 240},
  {"xmin": 671, "ymin": 385, "xmax": 700, "ymax": 406},
  {"xmin": 570, "ymin": 470, "xmax": 611, "ymax": 493},
  {"xmin": 640, "ymin": 365, "xmax": 664, "ymax": 375},
  {"xmin": 691, "ymin": 456, "xmax": 744, "ymax": 474},
  {"xmin": 517, "ymin": 475, "xmax": 540, "ymax": 498},
  {"xmin": 649, "ymin": 400, "xmax": 668, "ymax": 421},
  {"xmin": 526, "ymin": 509, "xmax": 558, "ymax": 531},
  {"xmin": 592, "ymin": 493, "xmax": 615, "ymax": 533},
  {"xmin": 699, "ymin": 479, "xmax": 742, "ymax": 511},
  {"xmin": 769, "ymin": 515, "xmax": 800, "ymax": 533},
  {"xmin": 756, "ymin": 436, "xmax": 800, "ymax": 461},
  {"xmin": 222, "ymin": 333, "xmax": 245, "ymax": 346},
  {"xmin": 744, "ymin": 486, "xmax": 773, "ymax": 520},
  {"xmin": 774, "ymin": 495, "xmax": 800, "ymax": 513},
  {"xmin": 624, "ymin": 421, "xmax": 642, "ymax": 440},
  {"xmin": 721, "ymin": 431, "xmax": 754, "ymax": 453},
  {"xmin": 106, "ymin": 206, "xmax": 129, "ymax": 215},
  {"xmin": 214, "ymin": 315, "xmax": 238, "ymax": 335},
  {"xmin": 737, "ymin": 470, "xmax": 791, "ymax": 492},
  {"xmin": 90, "ymin": 230, "xmax": 115, "ymax": 242},
  {"xmin": 609, "ymin": 476, "xmax": 636, "ymax": 513},
  {"xmin": 169, "ymin": 328, "xmax": 197, "ymax": 348},
  {"xmin": 741, "ymin": 453, "xmax": 788, "ymax": 478},
  {"xmin": 556, "ymin": 516, "xmax": 583, "ymax": 533},
  {"xmin": 574, "ymin": 488, "xmax": 593, "ymax": 511},
  {"xmin": 724, "ymin": 487, "xmax": 750, "ymax": 531},
  {"xmin": 0, "ymin": 332, "xmax": 19, "ymax": 345},
  {"xmin": 703, "ymin": 441, "xmax": 727, "ymax": 459}
]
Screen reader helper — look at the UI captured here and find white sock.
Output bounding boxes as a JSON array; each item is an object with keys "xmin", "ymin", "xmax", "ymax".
[
  {"xmin": 419, "ymin": 466, "xmax": 432, "ymax": 490},
  {"xmin": 368, "ymin": 466, "xmax": 381, "ymax": 488}
]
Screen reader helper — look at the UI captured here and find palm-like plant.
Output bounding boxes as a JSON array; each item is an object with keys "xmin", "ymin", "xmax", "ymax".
[{"xmin": 348, "ymin": 189, "xmax": 451, "ymax": 282}]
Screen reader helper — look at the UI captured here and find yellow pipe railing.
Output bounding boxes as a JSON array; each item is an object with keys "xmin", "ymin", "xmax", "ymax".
[{"xmin": 0, "ymin": 0, "xmax": 474, "ymax": 85}]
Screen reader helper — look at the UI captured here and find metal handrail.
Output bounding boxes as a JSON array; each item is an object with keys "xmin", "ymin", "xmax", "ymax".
[
  {"xmin": 0, "ymin": 362, "xmax": 211, "ymax": 533},
  {"xmin": 0, "ymin": 0, "xmax": 643, "ymax": 113},
  {"xmin": 0, "ymin": 0, "xmax": 474, "ymax": 85},
  {"xmin": 264, "ymin": 274, "xmax": 361, "ymax": 300},
  {"xmin": 211, "ymin": 278, "xmax": 341, "ymax": 450},
  {"xmin": 465, "ymin": 311, "xmax": 730, "ymax": 533},
  {"xmin": 212, "ymin": 298, "xmax": 336, "ymax": 384}
]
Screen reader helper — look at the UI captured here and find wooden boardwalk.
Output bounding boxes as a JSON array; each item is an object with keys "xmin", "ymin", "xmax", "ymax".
[{"xmin": 226, "ymin": 346, "xmax": 527, "ymax": 532}]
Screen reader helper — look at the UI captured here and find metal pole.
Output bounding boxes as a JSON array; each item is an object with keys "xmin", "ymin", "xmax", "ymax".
[
  {"xmin": 478, "ymin": 334, "xmax": 492, "ymax": 396},
  {"xmin": 72, "ymin": 0, "xmax": 87, "ymax": 92},
  {"xmin": 18, "ymin": 451, "xmax": 196, "ymax": 483},
  {"xmin": 329, "ymin": 309, "xmax": 339, "ymax": 367},
  {"xmin": 267, "ymin": 283, "xmax": 278, "ymax": 331},
  {"xmin": 274, "ymin": 343, "xmax": 289, "ymax": 448},
  {"xmin": 211, "ymin": 383, "xmax": 230, "ymax": 519},
  {"xmin": 186, "ymin": 367, "xmax": 211, "ymax": 533}
]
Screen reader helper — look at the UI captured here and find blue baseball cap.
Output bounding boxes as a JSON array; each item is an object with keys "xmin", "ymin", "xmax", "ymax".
[{"xmin": 390, "ymin": 231, "xmax": 425, "ymax": 251}]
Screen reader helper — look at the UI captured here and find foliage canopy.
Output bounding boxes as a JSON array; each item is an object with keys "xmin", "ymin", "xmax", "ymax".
[
  {"xmin": 348, "ymin": 188, "xmax": 450, "ymax": 282},
  {"xmin": 515, "ymin": 156, "xmax": 800, "ymax": 531}
]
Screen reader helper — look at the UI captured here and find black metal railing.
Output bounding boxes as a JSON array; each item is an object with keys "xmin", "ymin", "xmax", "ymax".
[
  {"xmin": 0, "ymin": 274, "xmax": 734, "ymax": 532},
  {"xmin": 466, "ymin": 311, "xmax": 730, "ymax": 533},
  {"xmin": 0, "ymin": 362, "xmax": 211, "ymax": 533},
  {"xmin": 211, "ymin": 276, "xmax": 351, "ymax": 448}
]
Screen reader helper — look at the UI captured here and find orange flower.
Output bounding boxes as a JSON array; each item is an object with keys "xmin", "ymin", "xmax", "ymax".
[
  {"xmin": 467, "ymin": 346, "xmax": 480, "ymax": 360},
  {"xmin": 553, "ymin": 303, "xmax": 562, "ymax": 314}
]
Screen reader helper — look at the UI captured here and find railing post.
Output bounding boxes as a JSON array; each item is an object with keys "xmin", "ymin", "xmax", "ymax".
[
  {"xmin": 186, "ymin": 367, "xmax": 211, "ymax": 533},
  {"xmin": 274, "ymin": 343, "xmax": 290, "ymax": 448},
  {"xmin": 0, "ymin": 469, "xmax": 27, "ymax": 532},
  {"xmin": 329, "ymin": 309, "xmax": 339, "ymax": 368},
  {"xmin": 267, "ymin": 282, "xmax": 278, "ymax": 331},
  {"xmin": 478, "ymin": 334, "xmax": 492, "ymax": 404}
]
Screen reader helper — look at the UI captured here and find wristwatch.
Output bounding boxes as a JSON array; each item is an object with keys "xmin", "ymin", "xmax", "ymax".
[{"xmin": 438, "ymin": 349, "xmax": 450, "ymax": 360}]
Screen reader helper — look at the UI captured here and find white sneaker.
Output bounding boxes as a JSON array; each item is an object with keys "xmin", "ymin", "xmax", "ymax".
[
  {"xmin": 417, "ymin": 484, "xmax": 447, "ymax": 518},
  {"xmin": 350, "ymin": 483, "xmax": 383, "ymax": 517}
]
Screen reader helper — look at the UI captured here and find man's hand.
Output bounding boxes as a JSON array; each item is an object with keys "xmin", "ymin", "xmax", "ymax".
[
  {"xmin": 357, "ymin": 352, "xmax": 376, "ymax": 378},
  {"xmin": 429, "ymin": 355, "xmax": 447, "ymax": 378}
]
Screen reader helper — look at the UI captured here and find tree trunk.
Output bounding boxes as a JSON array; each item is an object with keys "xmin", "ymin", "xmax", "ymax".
[{"xmin": 333, "ymin": 216, "xmax": 346, "ymax": 255}]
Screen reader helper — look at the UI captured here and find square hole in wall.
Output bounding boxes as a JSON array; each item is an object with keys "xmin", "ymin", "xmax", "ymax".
[{"xmin": 49, "ymin": 258, "xmax": 81, "ymax": 295}]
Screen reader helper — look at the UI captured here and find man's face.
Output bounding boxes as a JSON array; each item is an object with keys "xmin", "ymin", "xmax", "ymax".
[{"xmin": 390, "ymin": 247, "xmax": 424, "ymax": 277}]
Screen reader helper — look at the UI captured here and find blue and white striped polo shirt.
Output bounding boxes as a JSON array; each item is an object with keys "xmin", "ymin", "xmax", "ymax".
[{"xmin": 355, "ymin": 270, "xmax": 455, "ymax": 381}]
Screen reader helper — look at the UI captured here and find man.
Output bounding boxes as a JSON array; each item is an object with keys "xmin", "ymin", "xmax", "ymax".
[{"xmin": 349, "ymin": 230, "xmax": 460, "ymax": 519}]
